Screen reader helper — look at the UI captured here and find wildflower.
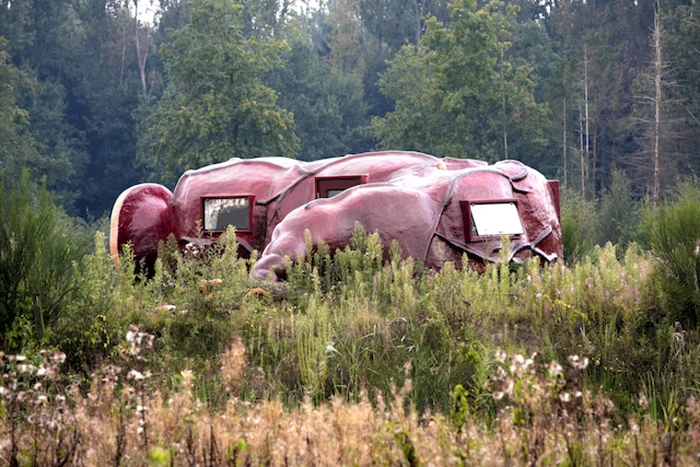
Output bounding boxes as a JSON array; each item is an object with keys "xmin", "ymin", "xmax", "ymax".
[
  {"xmin": 568, "ymin": 355, "xmax": 589, "ymax": 370},
  {"xmin": 510, "ymin": 354, "xmax": 525, "ymax": 373},
  {"xmin": 126, "ymin": 325, "xmax": 155, "ymax": 357},
  {"xmin": 638, "ymin": 392, "xmax": 648, "ymax": 408},
  {"xmin": 494, "ymin": 349, "xmax": 507, "ymax": 363},
  {"xmin": 18, "ymin": 364, "xmax": 37, "ymax": 374},
  {"xmin": 523, "ymin": 357, "xmax": 535, "ymax": 373},
  {"xmin": 559, "ymin": 392, "xmax": 571, "ymax": 403},
  {"xmin": 629, "ymin": 422, "xmax": 640, "ymax": 436},
  {"xmin": 49, "ymin": 352, "xmax": 66, "ymax": 364},
  {"xmin": 492, "ymin": 366, "xmax": 507, "ymax": 381},
  {"xmin": 127, "ymin": 369, "xmax": 146, "ymax": 381},
  {"xmin": 548, "ymin": 361, "xmax": 563, "ymax": 376}
]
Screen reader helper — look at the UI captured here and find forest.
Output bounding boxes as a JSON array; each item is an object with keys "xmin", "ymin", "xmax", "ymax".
[
  {"xmin": 0, "ymin": 0, "xmax": 698, "ymax": 216},
  {"xmin": 1, "ymin": 0, "xmax": 700, "ymax": 465}
]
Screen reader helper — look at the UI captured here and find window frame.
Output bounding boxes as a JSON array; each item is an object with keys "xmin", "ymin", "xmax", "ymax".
[
  {"xmin": 459, "ymin": 199, "xmax": 524, "ymax": 242},
  {"xmin": 201, "ymin": 194, "xmax": 256, "ymax": 234},
  {"xmin": 315, "ymin": 175, "xmax": 368, "ymax": 199}
]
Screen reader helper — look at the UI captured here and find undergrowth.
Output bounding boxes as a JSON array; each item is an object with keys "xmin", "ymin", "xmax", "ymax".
[{"xmin": 1, "ymin": 185, "xmax": 700, "ymax": 464}]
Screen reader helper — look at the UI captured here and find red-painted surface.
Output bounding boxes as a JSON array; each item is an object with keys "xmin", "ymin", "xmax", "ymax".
[
  {"xmin": 109, "ymin": 152, "xmax": 562, "ymax": 278},
  {"xmin": 110, "ymin": 183, "xmax": 175, "ymax": 267}
]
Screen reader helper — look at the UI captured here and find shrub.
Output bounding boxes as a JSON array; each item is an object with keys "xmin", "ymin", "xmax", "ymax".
[
  {"xmin": 641, "ymin": 182, "xmax": 700, "ymax": 324},
  {"xmin": 560, "ymin": 189, "xmax": 597, "ymax": 264},
  {"xmin": 597, "ymin": 170, "xmax": 640, "ymax": 248},
  {"xmin": 0, "ymin": 172, "xmax": 86, "ymax": 349}
]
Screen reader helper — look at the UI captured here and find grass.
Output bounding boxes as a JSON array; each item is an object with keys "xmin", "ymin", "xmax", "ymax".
[{"xmin": 1, "ymin": 210, "xmax": 699, "ymax": 464}]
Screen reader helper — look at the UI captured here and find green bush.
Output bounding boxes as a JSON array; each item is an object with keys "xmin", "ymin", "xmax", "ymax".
[
  {"xmin": 597, "ymin": 170, "xmax": 639, "ymax": 248},
  {"xmin": 0, "ymin": 172, "xmax": 86, "ymax": 349},
  {"xmin": 641, "ymin": 182, "xmax": 700, "ymax": 324},
  {"xmin": 560, "ymin": 189, "xmax": 597, "ymax": 264}
]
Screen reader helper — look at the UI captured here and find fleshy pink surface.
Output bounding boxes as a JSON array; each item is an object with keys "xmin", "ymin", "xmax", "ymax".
[{"xmin": 109, "ymin": 152, "xmax": 562, "ymax": 277}]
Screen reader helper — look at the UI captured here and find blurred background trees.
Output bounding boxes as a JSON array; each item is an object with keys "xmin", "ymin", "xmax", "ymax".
[{"xmin": 0, "ymin": 0, "xmax": 697, "ymax": 215}]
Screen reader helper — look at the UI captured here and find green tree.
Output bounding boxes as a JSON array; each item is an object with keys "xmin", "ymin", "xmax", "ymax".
[
  {"xmin": 267, "ymin": 14, "xmax": 371, "ymax": 160},
  {"xmin": 372, "ymin": 0, "xmax": 547, "ymax": 162},
  {"xmin": 0, "ymin": 38, "xmax": 37, "ymax": 182},
  {"xmin": 138, "ymin": 0, "xmax": 299, "ymax": 182}
]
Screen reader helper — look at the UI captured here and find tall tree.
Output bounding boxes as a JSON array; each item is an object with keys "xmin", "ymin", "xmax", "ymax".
[
  {"xmin": 372, "ymin": 0, "xmax": 548, "ymax": 163},
  {"xmin": 138, "ymin": 0, "xmax": 299, "ymax": 183},
  {"xmin": 0, "ymin": 38, "xmax": 37, "ymax": 182},
  {"xmin": 268, "ymin": 15, "xmax": 371, "ymax": 160}
]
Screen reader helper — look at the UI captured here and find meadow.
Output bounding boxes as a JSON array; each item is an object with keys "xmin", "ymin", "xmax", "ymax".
[{"xmin": 1, "ymin": 182, "xmax": 699, "ymax": 465}]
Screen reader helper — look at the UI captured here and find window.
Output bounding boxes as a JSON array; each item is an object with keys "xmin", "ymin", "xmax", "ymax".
[
  {"xmin": 202, "ymin": 196, "xmax": 254, "ymax": 232},
  {"xmin": 460, "ymin": 200, "xmax": 524, "ymax": 242},
  {"xmin": 316, "ymin": 176, "xmax": 367, "ymax": 198}
]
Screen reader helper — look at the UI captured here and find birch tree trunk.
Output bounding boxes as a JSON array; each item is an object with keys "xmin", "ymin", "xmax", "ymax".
[
  {"xmin": 653, "ymin": 1, "xmax": 662, "ymax": 205},
  {"xmin": 583, "ymin": 44, "xmax": 590, "ymax": 199},
  {"xmin": 134, "ymin": 0, "xmax": 149, "ymax": 99},
  {"xmin": 579, "ymin": 103, "xmax": 584, "ymax": 196},
  {"xmin": 500, "ymin": 47, "xmax": 509, "ymax": 160}
]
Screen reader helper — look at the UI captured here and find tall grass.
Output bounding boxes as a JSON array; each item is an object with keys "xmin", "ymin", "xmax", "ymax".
[
  {"xmin": 640, "ymin": 182, "xmax": 700, "ymax": 324},
  {"xmin": 0, "ymin": 172, "xmax": 86, "ymax": 349},
  {"xmin": 33, "ymin": 222, "xmax": 699, "ymax": 418},
  {"xmin": 2, "ymin": 184, "xmax": 700, "ymax": 464},
  {"xmin": 1, "ymin": 337, "xmax": 699, "ymax": 465}
]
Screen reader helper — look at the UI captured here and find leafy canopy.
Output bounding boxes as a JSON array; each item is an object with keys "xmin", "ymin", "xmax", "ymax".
[
  {"xmin": 139, "ymin": 0, "xmax": 299, "ymax": 182},
  {"xmin": 372, "ymin": 0, "xmax": 547, "ymax": 162}
]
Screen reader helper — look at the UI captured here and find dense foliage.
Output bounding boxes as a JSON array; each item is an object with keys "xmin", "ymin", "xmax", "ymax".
[
  {"xmin": 0, "ymin": 179, "xmax": 699, "ymax": 463},
  {"xmin": 1, "ymin": 0, "xmax": 699, "ymax": 214},
  {"xmin": 1, "ymin": 1, "xmax": 700, "ymax": 462}
]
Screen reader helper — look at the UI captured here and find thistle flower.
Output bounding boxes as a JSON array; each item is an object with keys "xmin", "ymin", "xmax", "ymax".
[
  {"xmin": 548, "ymin": 361, "xmax": 563, "ymax": 376},
  {"xmin": 568, "ymin": 355, "xmax": 589, "ymax": 370},
  {"xmin": 127, "ymin": 369, "xmax": 146, "ymax": 381},
  {"xmin": 494, "ymin": 349, "xmax": 507, "ymax": 363},
  {"xmin": 126, "ymin": 325, "xmax": 154, "ymax": 357}
]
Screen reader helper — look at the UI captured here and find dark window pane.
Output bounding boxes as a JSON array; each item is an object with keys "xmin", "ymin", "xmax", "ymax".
[{"xmin": 204, "ymin": 198, "xmax": 250, "ymax": 231}]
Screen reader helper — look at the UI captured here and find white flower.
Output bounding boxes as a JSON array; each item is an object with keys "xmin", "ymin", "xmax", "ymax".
[
  {"xmin": 568, "ymin": 355, "xmax": 589, "ymax": 370},
  {"xmin": 494, "ymin": 349, "xmax": 507, "ymax": 363},
  {"xmin": 127, "ymin": 370, "xmax": 145, "ymax": 381},
  {"xmin": 18, "ymin": 364, "xmax": 37, "ymax": 374},
  {"xmin": 548, "ymin": 361, "xmax": 563, "ymax": 376}
]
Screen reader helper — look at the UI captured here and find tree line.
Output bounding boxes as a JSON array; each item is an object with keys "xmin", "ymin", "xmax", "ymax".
[{"xmin": 0, "ymin": 0, "xmax": 698, "ymax": 216}]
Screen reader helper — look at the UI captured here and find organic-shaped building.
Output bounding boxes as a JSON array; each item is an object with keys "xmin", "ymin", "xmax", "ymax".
[{"xmin": 110, "ymin": 151, "xmax": 562, "ymax": 279}]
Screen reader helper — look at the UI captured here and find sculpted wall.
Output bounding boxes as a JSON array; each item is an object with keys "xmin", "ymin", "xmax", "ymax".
[{"xmin": 110, "ymin": 152, "xmax": 562, "ymax": 278}]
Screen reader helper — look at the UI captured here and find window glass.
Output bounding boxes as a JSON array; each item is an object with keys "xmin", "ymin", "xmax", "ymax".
[
  {"xmin": 316, "ymin": 176, "xmax": 365, "ymax": 198},
  {"xmin": 203, "ymin": 197, "xmax": 249, "ymax": 231},
  {"xmin": 470, "ymin": 202, "xmax": 524, "ymax": 237},
  {"xmin": 325, "ymin": 189, "xmax": 345, "ymax": 198}
]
